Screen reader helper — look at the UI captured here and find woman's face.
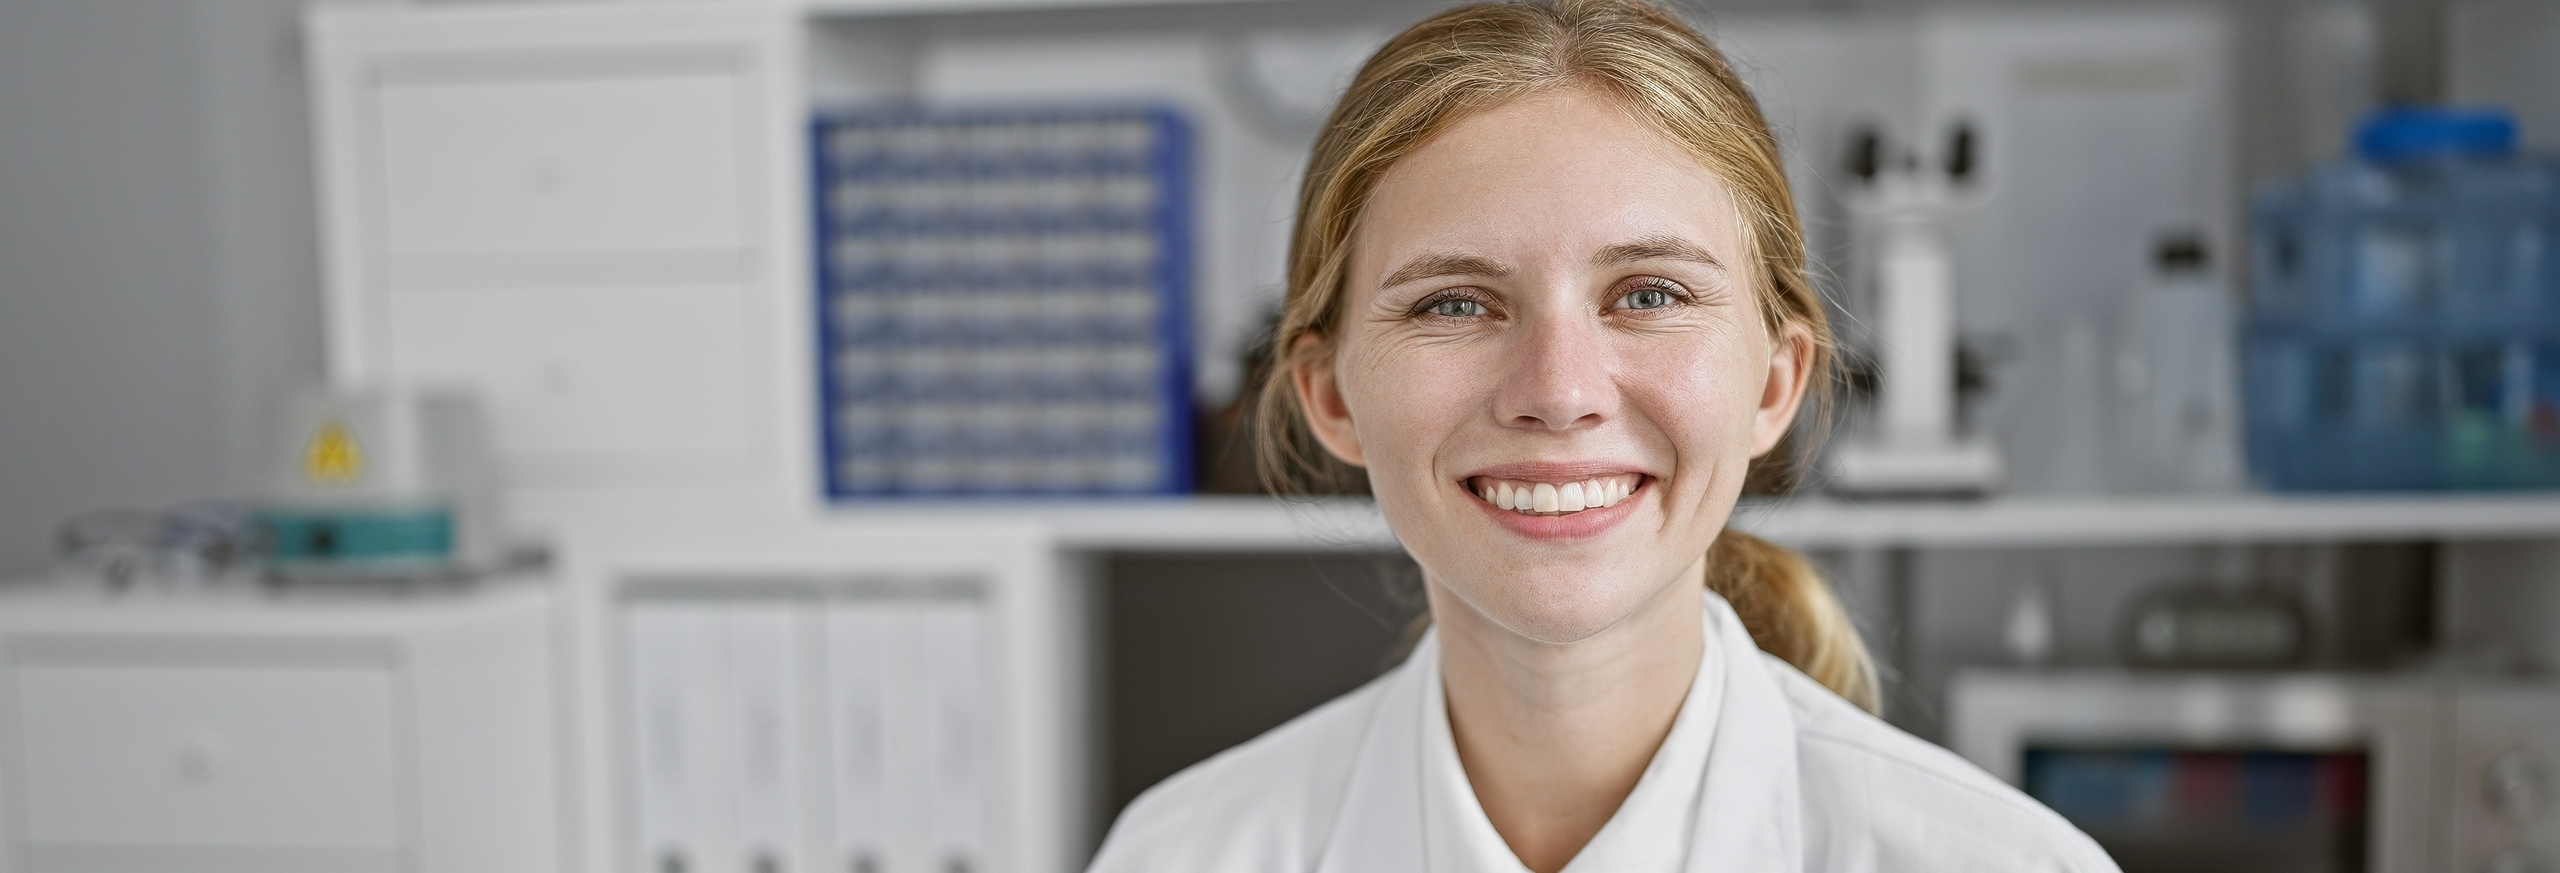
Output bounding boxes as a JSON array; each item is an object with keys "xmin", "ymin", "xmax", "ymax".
[{"xmin": 1295, "ymin": 87, "xmax": 1809, "ymax": 644}]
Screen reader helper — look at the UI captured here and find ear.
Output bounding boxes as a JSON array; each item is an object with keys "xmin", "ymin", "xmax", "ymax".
[
  {"xmin": 1749, "ymin": 323, "xmax": 1813, "ymax": 458},
  {"xmin": 1289, "ymin": 332, "xmax": 1366, "ymax": 467}
]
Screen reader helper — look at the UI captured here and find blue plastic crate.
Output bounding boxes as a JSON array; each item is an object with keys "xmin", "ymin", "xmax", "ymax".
[
  {"xmin": 813, "ymin": 106, "xmax": 1193, "ymax": 498},
  {"xmin": 2246, "ymin": 107, "xmax": 2560, "ymax": 490}
]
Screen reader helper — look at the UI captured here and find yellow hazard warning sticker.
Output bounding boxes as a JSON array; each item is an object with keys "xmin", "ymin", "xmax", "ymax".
[{"xmin": 304, "ymin": 420, "xmax": 364, "ymax": 484}]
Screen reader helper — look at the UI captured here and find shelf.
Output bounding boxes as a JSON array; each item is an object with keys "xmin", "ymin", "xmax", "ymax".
[
  {"xmin": 808, "ymin": 492, "xmax": 2560, "ymax": 552},
  {"xmin": 1732, "ymin": 492, "xmax": 2560, "ymax": 549},
  {"xmin": 795, "ymin": 0, "xmax": 1280, "ymax": 18}
]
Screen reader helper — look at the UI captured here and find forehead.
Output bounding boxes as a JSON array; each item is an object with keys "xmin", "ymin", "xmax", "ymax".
[{"xmin": 1353, "ymin": 87, "xmax": 1747, "ymax": 277}]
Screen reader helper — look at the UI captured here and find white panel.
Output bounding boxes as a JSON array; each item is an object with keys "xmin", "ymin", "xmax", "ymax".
[
  {"xmin": 403, "ymin": 582, "xmax": 566, "ymax": 873},
  {"xmin": 384, "ymin": 284, "xmax": 755, "ymax": 466},
  {"xmin": 2451, "ymin": 687, "xmax": 2560, "ymax": 873},
  {"xmin": 1910, "ymin": 9, "xmax": 2231, "ymax": 494},
  {"xmin": 626, "ymin": 603, "xmax": 734, "ymax": 873},
  {"xmin": 882, "ymin": 604, "xmax": 936, "ymax": 873},
  {"xmin": 723, "ymin": 605, "xmax": 809, "ymax": 873},
  {"xmin": 921, "ymin": 601, "xmax": 990, "ymax": 873},
  {"xmin": 373, "ymin": 64, "xmax": 747, "ymax": 256},
  {"xmin": 822, "ymin": 603, "xmax": 898, "ymax": 873},
  {"xmin": 13, "ymin": 664, "xmax": 401, "ymax": 849},
  {"xmin": 365, "ymin": 51, "xmax": 767, "ymax": 485}
]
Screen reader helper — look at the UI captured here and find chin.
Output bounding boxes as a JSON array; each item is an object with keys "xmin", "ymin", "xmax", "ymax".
[{"xmin": 1443, "ymin": 563, "xmax": 1669, "ymax": 645}]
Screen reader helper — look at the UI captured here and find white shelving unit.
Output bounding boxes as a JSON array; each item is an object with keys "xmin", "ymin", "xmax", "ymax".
[
  {"xmin": 288, "ymin": 1, "xmax": 2560, "ymax": 872},
  {"xmin": 1732, "ymin": 492, "xmax": 2560, "ymax": 549},
  {"xmin": 799, "ymin": 492, "xmax": 2560, "ymax": 552}
]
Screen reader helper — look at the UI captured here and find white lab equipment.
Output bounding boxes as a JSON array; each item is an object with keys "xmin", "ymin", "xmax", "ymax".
[
  {"xmin": 2108, "ymin": 235, "xmax": 2244, "ymax": 494},
  {"xmin": 1952, "ymin": 671, "xmax": 2560, "ymax": 873},
  {"xmin": 254, "ymin": 386, "xmax": 505, "ymax": 578},
  {"xmin": 1829, "ymin": 126, "xmax": 2005, "ymax": 495}
]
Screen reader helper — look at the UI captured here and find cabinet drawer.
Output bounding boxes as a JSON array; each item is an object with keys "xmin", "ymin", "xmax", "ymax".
[
  {"xmin": 10, "ymin": 658, "xmax": 404, "ymax": 851},
  {"xmin": 370, "ymin": 49, "xmax": 750, "ymax": 259}
]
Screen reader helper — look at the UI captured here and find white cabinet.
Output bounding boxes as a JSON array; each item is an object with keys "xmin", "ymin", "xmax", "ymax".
[
  {"xmin": 308, "ymin": 3, "xmax": 808, "ymax": 492},
  {"xmin": 371, "ymin": 59, "xmax": 752, "ymax": 258},
  {"xmin": 0, "ymin": 582, "xmax": 563, "ymax": 873},
  {"xmin": 14, "ymin": 657, "xmax": 403, "ymax": 863}
]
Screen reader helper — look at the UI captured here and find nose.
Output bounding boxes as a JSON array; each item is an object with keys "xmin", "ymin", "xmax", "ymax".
[{"xmin": 1492, "ymin": 313, "xmax": 1616, "ymax": 431}]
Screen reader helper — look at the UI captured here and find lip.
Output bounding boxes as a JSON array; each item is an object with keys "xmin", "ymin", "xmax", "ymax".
[
  {"xmin": 1460, "ymin": 461, "xmax": 1651, "ymax": 482},
  {"xmin": 1457, "ymin": 466, "xmax": 1650, "ymax": 541}
]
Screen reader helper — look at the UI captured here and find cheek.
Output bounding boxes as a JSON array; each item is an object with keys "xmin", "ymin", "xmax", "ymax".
[
  {"xmin": 1338, "ymin": 342, "xmax": 1490, "ymax": 475},
  {"xmin": 1632, "ymin": 338, "xmax": 1767, "ymax": 457}
]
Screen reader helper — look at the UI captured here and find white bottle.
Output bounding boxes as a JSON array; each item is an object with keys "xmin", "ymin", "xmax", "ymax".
[{"xmin": 2110, "ymin": 235, "xmax": 2244, "ymax": 493}]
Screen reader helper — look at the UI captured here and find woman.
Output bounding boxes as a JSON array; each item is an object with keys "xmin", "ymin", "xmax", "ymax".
[{"xmin": 1091, "ymin": 2, "xmax": 2115, "ymax": 870}]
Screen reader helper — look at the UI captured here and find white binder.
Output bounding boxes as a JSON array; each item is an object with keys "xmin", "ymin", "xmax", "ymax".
[
  {"xmin": 821, "ymin": 601, "xmax": 900, "ymax": 873},
  {"xmin": 724, "ymin": 604, "xmax": 810, "ymax": 873},
  {"xmin": 638, "ymin": 586, "xmax": 998, "ymax": 873},
  {"xmin": 625, "ymin": 602, "xmax": 736, "ymax": 873},
  {"xmin": 920, "ymin": 601, "xmax": 989, "ymax": 873}
]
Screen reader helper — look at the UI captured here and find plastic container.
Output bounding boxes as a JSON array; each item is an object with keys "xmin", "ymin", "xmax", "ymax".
[
  {"xmin": 813, "ymin": 106, "xmax": 1194, "ymax": 498},
  {"xmin": 2246, "ymin": 106, "xmax": 2560, "ymax": 490},
  {"xmin": 2112, "ymin": 235, "xmax": 2244, "ymax": 494}
]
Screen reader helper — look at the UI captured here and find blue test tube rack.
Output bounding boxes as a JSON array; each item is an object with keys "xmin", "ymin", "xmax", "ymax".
[{"xmin": 813, "ymin": 106, "xmax": 1194, "ymax": 498}]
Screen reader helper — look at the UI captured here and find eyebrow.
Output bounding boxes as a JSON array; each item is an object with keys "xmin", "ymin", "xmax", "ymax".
[
  {"xmin": 1376, "ymin": 235, "xmax": 1726, "ymax": 290},
  {"xmin": 1590, "ymin": 234, "xmax": 1725, "ymax": 270},
  {"xmin": 1379, "ymin": 252, "xmax": 1513, "ymax": 289}
]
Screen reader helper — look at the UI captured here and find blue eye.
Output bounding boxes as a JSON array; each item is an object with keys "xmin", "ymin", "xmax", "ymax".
[
  {"xmin": 1615, "ymin": 287, "xmax": 1676, "ymax": 311},
  {"xmin": 1425, "ymin": 297, "xmax": 1488, "ymax": 318}
]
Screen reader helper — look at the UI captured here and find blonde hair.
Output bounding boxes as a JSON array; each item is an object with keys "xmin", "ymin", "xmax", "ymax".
[{"xmin": 1255, "ymin": 0, "xmax": 1879, "ymax": 712}]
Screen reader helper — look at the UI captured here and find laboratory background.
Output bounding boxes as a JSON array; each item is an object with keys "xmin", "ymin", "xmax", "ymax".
[{"xmin": 1, "ymin": 0, "xmax": 2558, "ymax": 871}]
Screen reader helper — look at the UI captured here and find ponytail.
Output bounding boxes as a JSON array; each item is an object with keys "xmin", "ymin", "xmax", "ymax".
[{"xmin": 1706, "ymin": 530, "xmax": 1880, "ymax": 713}]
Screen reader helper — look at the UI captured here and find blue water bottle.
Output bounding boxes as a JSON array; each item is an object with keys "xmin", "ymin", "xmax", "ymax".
[{"xmin": 2246, "ymin": 106, "xmax": 2560, "ymax": 490}]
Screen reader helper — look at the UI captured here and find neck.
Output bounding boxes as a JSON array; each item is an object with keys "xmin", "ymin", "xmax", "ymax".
[{"xmin": 1431, "ymin": 556, "xmax": 1708, "ymax": 873}]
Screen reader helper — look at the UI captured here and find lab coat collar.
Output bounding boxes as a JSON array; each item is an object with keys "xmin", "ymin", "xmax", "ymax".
[
  {"xmin": 1310, "ymin": 626, "xmax": 1433, "ymax": 873},
  {"xmin": 1311, "ymin": 594, "xmax": 1804, "ymax": 873},
  {"xmin": 1683, "ymin": 593, "xmax": 1805, "ymax": 871}
]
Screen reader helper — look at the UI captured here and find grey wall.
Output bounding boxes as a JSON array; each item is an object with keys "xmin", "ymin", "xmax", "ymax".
[
  {"xmin": 0, "ymin": 0, "xmax": 323, "ymax": 575},
  {"xmin": 2452, "ymin": 0, "xmax": 2560, "ymax": 150}
]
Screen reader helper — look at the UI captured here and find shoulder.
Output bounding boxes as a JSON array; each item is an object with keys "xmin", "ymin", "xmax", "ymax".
[
  {"xmin": 1084, "ymin": 664, "xmax": 1400, "ymax": 873},
  {"xmin": 1762, "ymin": 655, "xmax": 2120, "ymax": 873}
]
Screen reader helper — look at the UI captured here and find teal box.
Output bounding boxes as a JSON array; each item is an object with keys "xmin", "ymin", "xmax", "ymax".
[{"xmin": 258, "ymin": 508, "xmax": 454, "ymax": 562}]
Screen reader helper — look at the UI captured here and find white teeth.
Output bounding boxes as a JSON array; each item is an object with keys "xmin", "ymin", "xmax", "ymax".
[{"xmin": 1473, "ymin": 476, "xmax": 1640, "ymax": 514}]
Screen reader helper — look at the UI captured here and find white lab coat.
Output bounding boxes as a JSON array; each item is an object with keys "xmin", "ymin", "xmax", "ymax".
[{"xmin": 1087, "ymin": 592, "xmax": 2120, "ymax": 872}]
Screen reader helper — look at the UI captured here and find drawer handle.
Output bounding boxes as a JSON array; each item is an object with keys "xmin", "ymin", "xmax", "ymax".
[{"xmin": 176, "ymin": 733, "xmax": 226, "ymax": 784}]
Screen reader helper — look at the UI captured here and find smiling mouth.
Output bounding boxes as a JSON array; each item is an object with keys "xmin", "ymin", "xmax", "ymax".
[{"xmin": 1466, "ymin": 474, "xmax": 1642, "ymax": 516}]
